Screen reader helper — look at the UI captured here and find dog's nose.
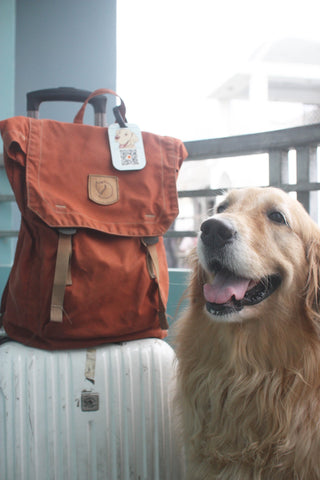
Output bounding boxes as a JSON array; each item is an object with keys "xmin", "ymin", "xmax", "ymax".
[{"xmin": 200, "ymin": 218, "xmax": 236, "ymax": 248}]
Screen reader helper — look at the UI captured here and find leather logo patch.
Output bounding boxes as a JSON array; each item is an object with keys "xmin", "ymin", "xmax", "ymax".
[{"xmin": 88, "ymin": 175, "xmax": 119, "ymax": 205}]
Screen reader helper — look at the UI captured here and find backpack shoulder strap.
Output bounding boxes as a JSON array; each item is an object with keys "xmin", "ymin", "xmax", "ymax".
[{"xmin": 50, "ymin": 229, "xmax": 75, "ymax": 323}]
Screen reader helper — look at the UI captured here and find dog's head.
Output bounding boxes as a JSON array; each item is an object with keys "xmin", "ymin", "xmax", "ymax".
[
  {"xmin": 196, "ymin": 187, "xmax": 320, "ymax": 325},
  {"xmin": 114, "ymin": 128, "xmax": 138, "ymax": 148}
]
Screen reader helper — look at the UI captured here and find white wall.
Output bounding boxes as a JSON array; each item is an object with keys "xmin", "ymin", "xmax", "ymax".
[{"xmin": 15, "ymin": 0, "xmax": 117, "ymax": 122}]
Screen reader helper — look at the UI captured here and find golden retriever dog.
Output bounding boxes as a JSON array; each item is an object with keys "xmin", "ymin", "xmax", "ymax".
[
  {"xmin": 114, "ymin": 128, "xmax": 138, "ymax": 149},
  {"xmin": 175, "ymin": 187, "xmax": 320, "ymax": 479}
]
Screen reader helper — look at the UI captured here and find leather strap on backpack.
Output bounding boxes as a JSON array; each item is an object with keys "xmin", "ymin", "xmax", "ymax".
[
  {"xmin": 142, "ymin": 237, "xmax": 169, "ymax": 330},
  {"xmin": 50, "ymin": 228, "xmax": 75, "ymax": 323},
  {"xmin": 73, "ymin": 88, "xmax": 127, "ymax": 125}
]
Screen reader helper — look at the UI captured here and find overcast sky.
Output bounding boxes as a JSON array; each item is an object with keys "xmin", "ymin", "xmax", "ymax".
[{"xmin": 117, "ymin": 0, "xmax": 320, "ymax": 140}]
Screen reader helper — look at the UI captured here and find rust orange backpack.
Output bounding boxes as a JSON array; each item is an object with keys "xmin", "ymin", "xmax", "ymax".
[{"xmin": 0, "ymin": 89, "xmax": 188, "ymax": 350}]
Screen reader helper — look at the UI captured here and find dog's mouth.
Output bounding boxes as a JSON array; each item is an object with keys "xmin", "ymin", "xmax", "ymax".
[{"xmin": 203, "ymin": 268, "xmax": 281, "ymax": 317}]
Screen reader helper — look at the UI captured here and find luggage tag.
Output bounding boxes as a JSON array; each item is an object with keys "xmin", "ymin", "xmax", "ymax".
[{"xmin": 108, "ymin": 123, "xmax": 147, "ymax": 171}]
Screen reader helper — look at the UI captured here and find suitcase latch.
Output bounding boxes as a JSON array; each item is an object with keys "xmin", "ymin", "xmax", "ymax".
[{"xmin": 81, "ymin": 391, "xmax": 100, "ymax": 412}]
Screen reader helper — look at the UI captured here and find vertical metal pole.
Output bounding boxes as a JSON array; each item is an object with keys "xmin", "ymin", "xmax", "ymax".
[
  {"xmin": 94, "ymin": 112, "xmax": 107, "ymax": 127},
  {"xmin": 27, "ymin": 110, "xmax": 39, "ymax": 119},
  {"xmin": 296, "ymin": 146, "xmax": 317, "ymax": 220},
  {"xmin": 269, "ymin": 149, "xmax": 289, "ymax": 187}
]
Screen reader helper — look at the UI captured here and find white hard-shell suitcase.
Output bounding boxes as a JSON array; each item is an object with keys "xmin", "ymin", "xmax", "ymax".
[{"xmin": 0, "ymin": 338, "xmax": 184, "ymax": 480}]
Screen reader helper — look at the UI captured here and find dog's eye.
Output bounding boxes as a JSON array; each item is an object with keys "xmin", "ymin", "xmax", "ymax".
[
  {"xmin": 268, "ymin": 211, "xmax": 287, "ymax": 225},
  {"xmin": 216, "ymin": 203, "xmax": 228, "ymax": 214}
]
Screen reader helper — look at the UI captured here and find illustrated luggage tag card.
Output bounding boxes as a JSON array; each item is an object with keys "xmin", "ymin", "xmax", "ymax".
[{"xmin": 108, "ymin": 123, "xmax": 147, "ymax": 171}]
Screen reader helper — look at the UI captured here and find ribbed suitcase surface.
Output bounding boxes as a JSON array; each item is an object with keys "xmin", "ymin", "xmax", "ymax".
[{"xmin": 0, "ymin": 339, "xmax": 183, "ymax": 480}]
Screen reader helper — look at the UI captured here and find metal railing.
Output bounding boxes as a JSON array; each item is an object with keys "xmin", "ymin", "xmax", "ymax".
[{"xmin": 165, "ymin": 122, "xmax": 320, "ymax": 240}]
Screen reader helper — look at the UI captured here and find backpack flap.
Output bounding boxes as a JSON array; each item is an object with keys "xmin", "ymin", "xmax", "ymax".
[{"xmin": 2, "ymin": 116, "xmax": 187, "ymax": 236}]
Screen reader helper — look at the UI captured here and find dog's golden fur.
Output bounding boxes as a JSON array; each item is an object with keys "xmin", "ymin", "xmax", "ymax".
[{"xmin": 175, "ymin": 187, "xmax": 320, "ymax": 479}]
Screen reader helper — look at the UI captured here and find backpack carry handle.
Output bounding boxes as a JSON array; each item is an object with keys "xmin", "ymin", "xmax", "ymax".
[
  {"xmin": 27, "ymin": 87, "xmax": 107, "ymax": 118},
  {"xmin": 73, "ymin": 88, "xmax": 127, "ymax": 125}
]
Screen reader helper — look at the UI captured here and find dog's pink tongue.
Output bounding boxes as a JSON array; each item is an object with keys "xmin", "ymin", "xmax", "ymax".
[{"xmin": 203, "ymin": 271, "xmax": 250, "ymax": 304}]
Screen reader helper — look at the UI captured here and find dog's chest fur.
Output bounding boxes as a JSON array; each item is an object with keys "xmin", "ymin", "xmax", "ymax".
[{"xmin": 178, "ymin": 319, "xmax": 320, "ymax": 480}]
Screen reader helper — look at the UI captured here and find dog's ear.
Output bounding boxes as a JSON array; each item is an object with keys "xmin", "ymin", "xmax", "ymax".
[
  {"xmin": 305, "ymin": 236, "xmax": 320, "ymax": 328},
  {"xmin": 187, "ymin": 247, "xmax": 207, "ymax": 306}
]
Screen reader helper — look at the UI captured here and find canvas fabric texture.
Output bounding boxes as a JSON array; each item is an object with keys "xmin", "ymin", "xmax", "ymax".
[{"xmin": 0, "ymin": 96, "xmax": 187, "ymax": 350}]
